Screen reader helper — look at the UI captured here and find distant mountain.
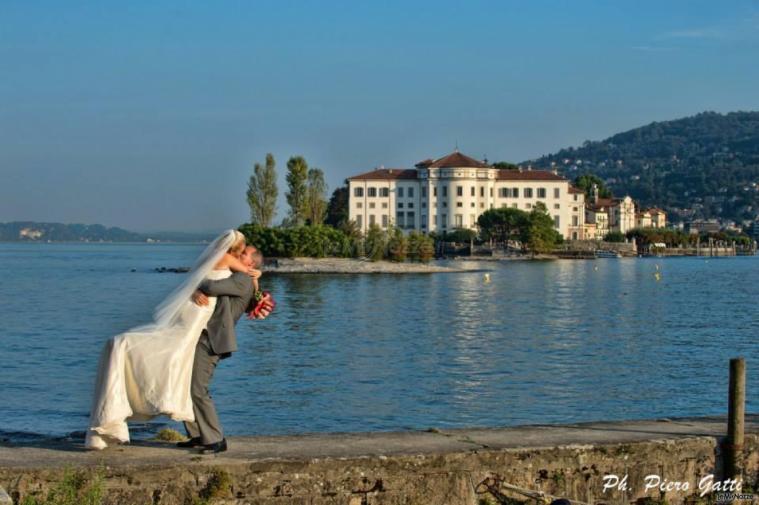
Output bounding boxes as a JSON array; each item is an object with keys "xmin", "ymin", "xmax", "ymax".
[
  {"xmin": 0, "ymin": 221, "xmax": 214, "ymax": 243},
  {"xmin": 528, "ymin": 111, "xmax": 759, "ymax": 224}
]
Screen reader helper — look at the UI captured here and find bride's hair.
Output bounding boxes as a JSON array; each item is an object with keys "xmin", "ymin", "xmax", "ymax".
[
  {"xmin": 228, "ymin": 230, "xmax": 246, "ymax": 255},
  {"xmin": 145, "ymin": 228, "xmax": 243, "ymax": 329}
]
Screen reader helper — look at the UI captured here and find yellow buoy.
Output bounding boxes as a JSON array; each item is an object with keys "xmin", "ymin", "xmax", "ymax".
[{"xmin": 483, "ymin": 273, "xmax": 491, "ymax": 284}]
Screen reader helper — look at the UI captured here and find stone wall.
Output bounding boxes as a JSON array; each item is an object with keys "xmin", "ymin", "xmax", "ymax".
[{"xmin": 3, "ymin": 434, "xmax": 758, "ymax": 505}]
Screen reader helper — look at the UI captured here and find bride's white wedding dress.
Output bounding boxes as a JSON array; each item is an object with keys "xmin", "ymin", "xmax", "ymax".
[
  {"xmin": 84, "ymin": 229, "xmax": 242, "ymax": 450},
  {"xmin": 85, "ymin": 268, "xmax": 231, "ymax": 450}
]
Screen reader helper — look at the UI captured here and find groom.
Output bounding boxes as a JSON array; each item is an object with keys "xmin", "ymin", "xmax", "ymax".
[{"xmin": 179, "ymin": 245, "xmax": 271, "ymax": 453}]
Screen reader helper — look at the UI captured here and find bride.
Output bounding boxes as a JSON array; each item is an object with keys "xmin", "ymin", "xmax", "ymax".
[{"xmin": 85, "ymin": 229, "xmax": 257, "ymax": 450}]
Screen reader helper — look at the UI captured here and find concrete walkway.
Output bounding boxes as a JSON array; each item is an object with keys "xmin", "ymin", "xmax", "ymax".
[{"xmin": 2, "ymin": 415, "xmax": 757, "ymax": 469}]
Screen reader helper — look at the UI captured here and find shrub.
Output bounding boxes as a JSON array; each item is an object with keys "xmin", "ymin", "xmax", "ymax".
[
  {"xmin": 364, "ymin": 224, "xmax": 387, "ymax": 261},
  {"xmin": 387, "ymin": 227, "xmax": 408, "ymax": 262}
]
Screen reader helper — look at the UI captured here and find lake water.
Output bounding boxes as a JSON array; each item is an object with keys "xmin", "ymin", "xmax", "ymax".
[{"xmin": 0, "ymin": 243, "xmax": 757, "ymax": 441}]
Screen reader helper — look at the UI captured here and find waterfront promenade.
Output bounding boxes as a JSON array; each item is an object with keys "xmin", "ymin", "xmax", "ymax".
[{"xmin": 2, "ymin": 416, "xmax": 758, "ymax": 504}]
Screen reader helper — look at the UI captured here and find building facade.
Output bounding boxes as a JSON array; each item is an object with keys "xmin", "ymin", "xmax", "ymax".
[
  {"xmin": 584, "ymin": 188, "xmax": 637, "ymax": 239},
  {"xmin": 347, "ymin": 151, "xmax": 586, "ymax": 239},
  {"xmin": 636, "ymin": 208, "xmax": 667, "ymax": 229}
]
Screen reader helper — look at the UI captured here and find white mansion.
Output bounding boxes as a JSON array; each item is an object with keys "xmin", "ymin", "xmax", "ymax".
[{"xmin": 348, "ymin": 150, "xmax": 587, "ymax": 239}]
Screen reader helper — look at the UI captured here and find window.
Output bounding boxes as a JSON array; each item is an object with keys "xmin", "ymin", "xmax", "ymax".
[
  {"xmin": 396, "ymin": 211, "xmax": 405, "ymax": 227},
  {"xmin": 421, "ymin": 187, "xmax": 427, "ymax": 197},
  {"xmin": 380, "ymin": 188, "xmax": 389, "ymax": 197},
  {"xmin": 512, "ymin": 203, "xmax": 518, "ymax": 208},
  {"xmin": 357, "ymin": 202, "xmax": 363, "ymax": 209},
  {"xmin": 370, "ymin": 202, "xmax": 375, "ymax": 209},
  {"xmin": 573, "ymin": 206, "xmax": 578, "ymax": 212},
  {"xmin": 422, "ymin": 202, "xmax": 427, "ymax": 208},
  {"xmin": 382, "ymin": 202, "xmax": 388, "ymax": 208},
  {"xmin": 573, "ymin": 194, "xmax": 579, "ymax": 201},
  {"xmin": 537, "ymin": 188, "xmax": 546, "ymax": 198},
  {"xmin": 354, "ymin": 187, "xmax": 364, "ymax": 197},
  {"xmin": 408, "ymin": 187, "xmax": 414, "ymax": 198},
  {"xmin": 480, "ymin": 187, "xmax": 484, "ymax": 197},
  {"xmin": 572, "ymin": 216, "xmax": 579, "ymax": 226},
  {"xmin": 356, "ymin": 214, "xmax": 362, "ymax": 227},
  {"xmin": 554, "ymin": 187, "xmax": 560, "ymax": 198},
  {"xmin": 490, "ymin": 188, "xmax": 493, "ymax": 197},
  {"xmin": 572, "ymin": 232, "xmax": 578, "ymax": 240},
  {"xmin": 524, "ymin": 188, "xmax": 533, "ymax": 198},
  {"xmin": 433, "ymin": 187, "xmax": 438, "ymax": 197},
  {"xmin": 398, "ymin": 202, "xmax": 403, "ymax": 208},
  {"xmin": 512, "ymin": 188, "xmax": 519, "ymax": 198},
  {"xmin": 554, "ymin": 203, "xmax": 560, "ymax": 209},
  {"xmin": 470, "ymin": 186, "xmax": 475, "ymax": 197},
  {"xmin": 369, "ymin": 215, "xmax": 376, "ymax": 226},
  {"xmin": 454, "ymin": 214, "xmax": 463, "ymax": 227},
  {"xmin": 382, "ymin": 215, "xmax": 388, "ymax": 228},
  {"xmin": 470, "ymin": 202, "xmax": 475, "ymax": 207},
  {"xmin": 368, "ymin": 187, "xmax": 377, "ymax": 197},
  {"xmin": 442, "ymin": 186, "xmax": 448, "ymax": 197},
  {"xmin": 480, "ymin": 202, "xmax": 484, "ymax": 208},
  {"xmin": 421, "ymin": 215, "xmax": 427, "ymax": 227},
  {"xmin": 470, "ymin": 214, "xmax": 476, "ymax": 226},
  {"xmin": 553, "ymin": 215, "xmax": 560, "ymax": 228},
  {"xmin": 441, "ymin": 214, "xmax": 447, "ymax": 228},
  {"xmin": 442, "ymin": 201, "xmax": 447, "ymax": 207},
  {"xmin": 408, "ymin": 203, "xmax": 414, "ymax": 209},
  {"xmin": 406, "ymin": 212, "xmax": 415, "ymax": 228},
  {"xmin": 457, "ymin": 202, "xmax": 463, "ymax": 207},
  {"xmin": 498, "ymin": 188, "xmax": 507, "ymax": 198},
  {"xmin": 398, "ymin": 187, "xmax": 404, "ymax": 198},
  {"xmin": 525, "ymin": 203, "xmax": 532, "ymax": 209}
]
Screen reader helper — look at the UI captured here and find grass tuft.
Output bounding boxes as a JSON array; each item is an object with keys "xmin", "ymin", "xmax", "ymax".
[
  {"xmin": 153, "ymin": 428, "xmax": 187, "ymax": 442},
  {"xmin": 20, "ymin": 468, "xmax": 104, "ymax": 505}
]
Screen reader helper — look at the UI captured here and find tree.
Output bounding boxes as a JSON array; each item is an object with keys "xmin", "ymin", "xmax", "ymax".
[
  {"xmin": 304, "ymin": 168, "xmax": 328, "ymax": 225},
  {"xmin": 246, "ymin": 153, "xmax": 278, "ymax": 226},
  {"xmin": 285, "ymin": 156, "xmax": 309, "ymax": 226},
  {"xmin": 477, "ymin": 207, "xmax": 530, "ymax": 244},
  {"xmin": 492, "ymin": 161, "xmax": 519, "ymax": 170},
  {"xmin": 574, "ymin": 174, "xmax": 612, "ymax": 200},
  {"xmin": 325, "ymin": 182, "xmax": 349, "ymax": 227},
  {"xmin": 525, "ymin": 202, "xmax": 562, "ymax": 254}
]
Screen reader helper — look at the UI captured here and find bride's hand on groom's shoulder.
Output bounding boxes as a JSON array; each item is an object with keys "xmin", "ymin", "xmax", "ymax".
[
  {"xmin": 247, "ymin": 268, "xmax": 262, "ymax": 280},
  {"xmin": 192, "ymin": 290, "xmax": 209, "ymax": 306}
]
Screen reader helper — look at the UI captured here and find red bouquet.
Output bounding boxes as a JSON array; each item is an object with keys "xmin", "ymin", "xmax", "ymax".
[{"xmin": 248, "ymin": 290, "xmax": 275, "ymax": 319}]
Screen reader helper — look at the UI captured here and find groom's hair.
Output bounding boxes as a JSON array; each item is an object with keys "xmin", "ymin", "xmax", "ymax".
[{"xmin": 249, "ymin": 248, "xmax": 263, "ymax": 268}]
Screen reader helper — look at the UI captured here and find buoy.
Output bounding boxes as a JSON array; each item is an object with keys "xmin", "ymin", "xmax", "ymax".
[
  {"xmin": 654, "ymin": 272, "xmax": 662, "ymax": 281},
  {"xmin": 483, "ymin": 273, "xmax": 491, "ymax": 283}
]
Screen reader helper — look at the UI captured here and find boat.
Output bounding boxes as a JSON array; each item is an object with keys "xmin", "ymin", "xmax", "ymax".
[{"xmin": 595, "ymin": 250, "xmax": 622, "ymax": 258}]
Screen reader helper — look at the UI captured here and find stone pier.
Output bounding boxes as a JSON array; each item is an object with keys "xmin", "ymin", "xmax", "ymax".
[{"xmin": 1, "ymin": 416, "xmax": 758, "ymax": 504}]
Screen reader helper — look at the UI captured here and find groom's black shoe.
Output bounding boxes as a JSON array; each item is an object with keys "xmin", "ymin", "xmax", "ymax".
[
  {"xmin": 200, "ymin": 438, "xmax": 228, "ymax": 454},
  {"xmin": 176, "ymin": 437, "xmax": 204, "ymax": 448}
]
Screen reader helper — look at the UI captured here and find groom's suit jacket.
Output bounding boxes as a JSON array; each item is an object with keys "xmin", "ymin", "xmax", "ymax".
[{"xmin": 198, "ymin": 272, "xmax": 255, "ymax": 356}]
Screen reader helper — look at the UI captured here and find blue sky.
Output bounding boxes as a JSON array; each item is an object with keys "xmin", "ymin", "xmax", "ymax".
[{"xmin": 2, "ymin": 1, "xmax": 759, "ymax": 231}]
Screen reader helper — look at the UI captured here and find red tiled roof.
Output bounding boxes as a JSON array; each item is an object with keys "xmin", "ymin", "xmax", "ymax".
[
  {"xmin": 420, "ymin": 151, "xmax": 491, "ymax": 169},
  {"xmin": 568, "ymin": 186, "xmax": 584, "ymax": 194},
  {"xmin": 496, "ymin": 170, "xmax": 567, "ymax": 181},
  {"xmin": 348, "ymin": 168, "xmax": 417, "ymax": 181}
]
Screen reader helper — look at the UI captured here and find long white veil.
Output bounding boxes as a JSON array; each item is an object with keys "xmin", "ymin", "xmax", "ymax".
[{"xmin": 141, "ymin": 229, "xmax": 240, "ymax": 330}]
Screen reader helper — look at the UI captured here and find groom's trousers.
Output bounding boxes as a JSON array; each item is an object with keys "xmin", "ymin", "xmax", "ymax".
[{"xmin": 184, "ymin": 333, "xmax": 224, "ymax": 444}]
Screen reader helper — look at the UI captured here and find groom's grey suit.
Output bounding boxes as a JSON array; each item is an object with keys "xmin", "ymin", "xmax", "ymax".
[{"xmin": 184, "ymin": 272, "xmax": 255, "ymax": 445}]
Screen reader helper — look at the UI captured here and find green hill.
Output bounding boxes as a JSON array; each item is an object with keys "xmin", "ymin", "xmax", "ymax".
[
  {"xmin": 0, "ymin": 222, "xmax": 216, "ymax": 242},
  {"xmin": 528, "ymin": 111, "xmax": 759, "ymax": 224}
]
